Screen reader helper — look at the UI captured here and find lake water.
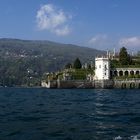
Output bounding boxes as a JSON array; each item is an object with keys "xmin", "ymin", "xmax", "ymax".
[{"xmin": 0, "ymin": 88, "xmax": 140, "ymax": 140}]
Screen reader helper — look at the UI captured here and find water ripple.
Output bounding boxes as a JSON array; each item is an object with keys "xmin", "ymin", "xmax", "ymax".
[{"xmin": 0, "ymin": 88, "xmax": 140, "ymax": 140}]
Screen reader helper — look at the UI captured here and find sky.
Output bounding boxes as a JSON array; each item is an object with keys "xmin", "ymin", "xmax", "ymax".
[{"xmin": 0, "ymin": 0, "xmax": 140, "ymax": 52}]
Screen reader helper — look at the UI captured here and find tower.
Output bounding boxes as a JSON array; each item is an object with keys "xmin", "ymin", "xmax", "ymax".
[{"xmin": 95, "ymin": 57, "xmax": 110, "ymax": 80}]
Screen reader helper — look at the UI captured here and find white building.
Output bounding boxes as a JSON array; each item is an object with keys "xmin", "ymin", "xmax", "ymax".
[{"xmin": 95, "ymin": 57, "xmax": 110, "ymax": 80}]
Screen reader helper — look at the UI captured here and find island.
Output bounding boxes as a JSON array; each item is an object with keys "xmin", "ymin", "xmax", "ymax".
[{"xmin": 41, "ymin": 47, "xmax": 140, "ymax": 89}]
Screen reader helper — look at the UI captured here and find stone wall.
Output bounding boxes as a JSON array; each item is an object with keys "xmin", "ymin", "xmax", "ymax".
[
  {"xmin": 42, "ymin": 79, "xmax": 140, "ymax": 89},
  {"xmin": 57, "ymin": 80, "xmax": 93, "ymax": 89},
  {"xmin": 114, "ymin": 79, "xmax": 140, "ymax": 89},
  {"xmin": 94, "ymin": 80, "xmax": 114, "ymax": 89}
]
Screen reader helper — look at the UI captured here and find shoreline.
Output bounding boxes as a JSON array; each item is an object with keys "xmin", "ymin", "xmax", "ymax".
[
  {"xmin": 41, "ymin": 79, "xmax": 140, "ymax": 89},
  {"xmin": 1, "ymin": 79, "xmax": 140, "ymax": 89}
]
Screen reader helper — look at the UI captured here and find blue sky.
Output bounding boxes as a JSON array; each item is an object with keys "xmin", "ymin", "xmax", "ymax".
[{"xmin": 0, "ymin": 0, "xmax": 140, "ymax": 52}]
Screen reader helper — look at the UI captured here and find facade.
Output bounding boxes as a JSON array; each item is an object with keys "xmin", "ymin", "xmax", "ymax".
[
  {"xmin": 95, "ymin": 57, "xmax": 110, "ymax": 80},
  {"xmin": 111, "ymin": 68, "xmax": 140, "ymax": 77}
]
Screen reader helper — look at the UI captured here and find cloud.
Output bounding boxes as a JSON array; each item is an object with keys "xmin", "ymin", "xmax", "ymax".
[
  {"xmin": 36, "ymin": 4, "xmax": 71, "ymax": 36},
  {"xmin": 119, "ymin": 36, "xmax": 140, "ymax": 47},
  {"xmin": 54, "ymin": 26, "xmax": 70, "ymax": 36},
  {"xmin": 89, "ymin": 34, "xmax": 108, "ymax": 44},
  {"xmin": 88, "ymin": 34, "xmax": 140, "ymax": 51},
  {"xmin": 88, "ymin": 34, "xmax": 113, "ymax": 50}
]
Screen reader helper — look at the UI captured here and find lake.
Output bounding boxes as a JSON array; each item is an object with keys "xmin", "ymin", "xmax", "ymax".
[{"xmin": 0, "ymin": 88, "xmax": 140, "ymax": 140}]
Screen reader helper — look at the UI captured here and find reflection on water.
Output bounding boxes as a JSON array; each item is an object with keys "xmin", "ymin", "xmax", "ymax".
[{"xmin": 0, "ymin": 88, "xmax": 140, "ymax": 140}]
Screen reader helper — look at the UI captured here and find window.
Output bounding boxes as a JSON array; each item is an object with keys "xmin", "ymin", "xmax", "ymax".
[
  {"xmin": 99, "ymin": 65, "xmax": 101, "ymax": 68},
  {"xmin": 104, "ymin": 65, "xmax": 107, "ymax": 70}
]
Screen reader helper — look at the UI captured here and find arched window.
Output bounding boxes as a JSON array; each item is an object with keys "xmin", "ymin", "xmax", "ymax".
[
  {"xmin": 121, "ymin": 83, "xmax": 126, "ymax": 88},
  {"xmin": 119, "ymin": 71, "xmax": 123, "ymax": 76},
  {"xmin": 136, "ymin": 71, "xmax": 139, "ymax": 75},
  {"xmin": 124, "ymin": 71, "xmax": 128, "ymax": 76},
  {"xmin": 130, "ymin": 83, "xmax": 135, "ymax": 89}
]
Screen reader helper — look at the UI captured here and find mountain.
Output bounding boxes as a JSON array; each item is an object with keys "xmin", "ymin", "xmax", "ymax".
[
  {"xmin": 0, "ymin": 38, "xmax": 105, "ymax": 70},
  {"xmin": 0, "ymin": 38, "xmax": 105, "ymax": 86}
]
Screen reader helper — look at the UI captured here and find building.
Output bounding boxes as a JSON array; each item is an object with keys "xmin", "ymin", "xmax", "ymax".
[
  {"xmin": 111, "ymin": 68, "xmax": 140, "ymax": 77},
  {"xmin": 94, "ymin": 56, "xmax": 110, "ymax": 80},
  {"xmin": 41, "ymin": 55, "xmax": 140, "ymax": 88}
]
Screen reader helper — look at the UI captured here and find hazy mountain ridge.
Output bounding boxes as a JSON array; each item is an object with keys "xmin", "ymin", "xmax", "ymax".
[
  {"xmin": 0, "ymin": 38, "xmax": 105, "ymax": 86},
  {"xmin": 0, "ymin": 38, "xmax": 105, "ymax": 71}
]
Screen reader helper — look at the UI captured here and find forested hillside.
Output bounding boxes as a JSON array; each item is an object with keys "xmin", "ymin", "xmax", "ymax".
[{"xmin": 0, "ymin": 38, "xmax": 105, "ymax": 86}]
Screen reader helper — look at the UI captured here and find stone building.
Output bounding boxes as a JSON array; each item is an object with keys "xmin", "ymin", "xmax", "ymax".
[
  {"xmin": 111, "ymin": 68, "xmax": 140, "ymax": 77},
  {"xmin": 94, "ymin": 56, "xmax": 110, "ymax": 80},
  {"xmin": 94, "ymin": 56, "xmax": 140, "ymax": 80}
]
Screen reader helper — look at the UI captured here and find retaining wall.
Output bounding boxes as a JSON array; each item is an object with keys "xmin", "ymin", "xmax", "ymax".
[{"xmin": 42, "ymin": 79, "xmax": 140, "ymax": 89}]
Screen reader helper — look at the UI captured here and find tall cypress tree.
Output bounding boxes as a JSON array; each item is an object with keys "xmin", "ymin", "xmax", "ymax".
[
  {"xmin": 73, "ymin": 58, "xmax": 82, "ymax": 69},
  {"xmin": 119, "ymin": 47, "xmax": 131, "ymax": 65}
]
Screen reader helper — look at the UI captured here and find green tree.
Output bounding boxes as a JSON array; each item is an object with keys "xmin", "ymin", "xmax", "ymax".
[
  {"xmin": 73, "ymin": 58, "xmax": 82, "ymax": 69},
  {"xmin": 127, "ymin": 54, "xmax": 132, "ymax": 65},
  {"xmin": 119, "ymin": 47, "xmax": 132, "ymax": 65}
]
